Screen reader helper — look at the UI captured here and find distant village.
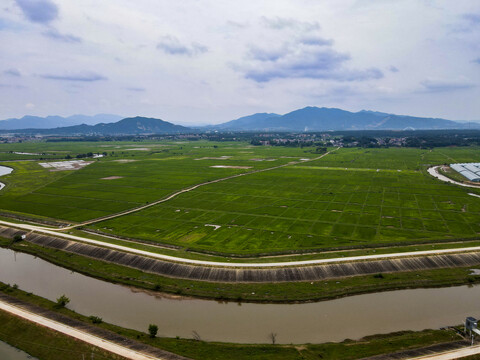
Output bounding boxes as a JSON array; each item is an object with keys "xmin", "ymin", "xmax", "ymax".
[{"xmin": 0, "ymin": 129, "xmax": 479, "ymax": 149}]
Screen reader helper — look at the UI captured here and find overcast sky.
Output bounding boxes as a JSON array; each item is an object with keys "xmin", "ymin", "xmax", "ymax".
[{"xmin": 0, "ymin": 0, "xmax": 479, "ymax": 125}]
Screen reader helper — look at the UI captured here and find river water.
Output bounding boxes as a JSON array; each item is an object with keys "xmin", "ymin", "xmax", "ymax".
[
  {"xmin": 0, "ymin": 341, "xmax": 36, "ymax": 360},
  {"xmin": 0, "ymin": 247, "xmax": 479, "ymax": 344},
  {"xmin": 0, "ymin": 165, "xmax": 13, "ymax": 190}
]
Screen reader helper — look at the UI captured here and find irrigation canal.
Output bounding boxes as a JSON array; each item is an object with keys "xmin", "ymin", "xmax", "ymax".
[
  {"xmin": 1, "ymin": 247, "xmax": 480, "ymax": 345},
  {"xmin": 0, "ymin": 166, "xmax": 13, "ymax": 191},
  {"xmin": 0, "ymin": 340, "xmax": 37, "ymax": 360}
]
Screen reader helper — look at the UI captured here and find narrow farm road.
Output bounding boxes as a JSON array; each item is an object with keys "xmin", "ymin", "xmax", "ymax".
[
  {"xmin": 3, "ymin": 219, "xmax": 480, "ymax": 268},
  {"xmin": 0, "ymin": 300, "xmax": 175, "ymax": 360},
  {"xmin": 409, "ymin": 344, "xmax": 480, "ymax": 360},
  {"xmin": 62, "ymin": 148, "xmax": 339, "ymax": 229}
]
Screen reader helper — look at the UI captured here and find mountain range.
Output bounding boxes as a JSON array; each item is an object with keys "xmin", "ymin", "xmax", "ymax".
[
  {"xmin": 213, "ymin": 107, "xmax": 480, "ymax": 131},
  {"xmin": 2, "ymin": 117, "xmax": 191, "ymax": 135},
  {"xmin": 1, "ymin": 107, "xmax": 479, "ymax": 135},
  {"xmin": 0, "ymin": 114, "xmax": 122, "ymax": 130}
]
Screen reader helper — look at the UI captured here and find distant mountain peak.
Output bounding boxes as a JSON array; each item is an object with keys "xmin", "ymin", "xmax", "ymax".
[
  {"xmin": 211, "ymin": 106, "xmax": 480, "ymax": 132},
  {"xmin": 0, "ymin": 114, "xmax": 123, "ymax": 130}
]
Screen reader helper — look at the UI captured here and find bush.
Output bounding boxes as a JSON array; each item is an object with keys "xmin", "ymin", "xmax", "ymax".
[
  {"xmin": 12, "ymin": 234, "xmax": 23, "ymax": 243},
  {"xmin": 89, "ymin": 316, "xmax": 103, "ymax": 324},
  {"xmin": 148, "ymin": 324, "xmax": 158, "ymax": 338},
  {"xmin": 55, "ymin": 294, "xmax": 70, "ymax": 308}
]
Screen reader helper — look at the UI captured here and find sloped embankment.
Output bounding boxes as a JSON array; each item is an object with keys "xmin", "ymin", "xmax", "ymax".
[{"xmin": 2, "ymin": 226, "xmax": 480, "ymax": 283}]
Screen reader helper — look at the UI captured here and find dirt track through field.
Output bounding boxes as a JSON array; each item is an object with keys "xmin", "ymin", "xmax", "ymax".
[{"xmin": 60, "ymin": 148, "xmax": 339, "ymax": 230}]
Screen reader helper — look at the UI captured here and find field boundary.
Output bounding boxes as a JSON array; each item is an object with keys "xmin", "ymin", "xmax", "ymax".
[
  {"xmin": 4, "ymin": 226, "xmax": 480, "ymax": 283},
  {"xmin": 61, "ymin": 148, "xmax": 338, "ymax": 230},
  {"xmin": 5, "ymin": 220, "xmax": 480, "ymax": 269}
]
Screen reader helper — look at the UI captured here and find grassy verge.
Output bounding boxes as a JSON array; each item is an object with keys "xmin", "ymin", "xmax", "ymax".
[
  {"xmin": 0, "ymin": 311, "xmax": 126, "ymax": 360},
  {"xmin": 3, "ymin": 237, "xmax": 480, "ymax": 303},
  {"xmin": 0, "ymin": 282, "xmax": 464, "ymax": 360},
  {"xmin": 72, "ymin": 227, "xmax": 480, "ymax": 263}
]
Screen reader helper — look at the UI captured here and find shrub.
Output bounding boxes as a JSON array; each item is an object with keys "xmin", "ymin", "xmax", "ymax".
[
  {"xmin": 89, "ymin": 316, "xmax": 103, "ymax": 324},
  {"xmin": 148, "ymin": 324, "xmax": 158, "ymax": 338},
  {"xmin": 55, "ymin": 294, "xmax": 70, "ymax": 308},
  {"xmin": 12, "ymin": 234, "xmax": 23, "ymax": 243}
]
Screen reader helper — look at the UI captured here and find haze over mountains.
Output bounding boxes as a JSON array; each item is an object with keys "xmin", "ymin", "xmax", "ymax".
[
  {"xmin": 214, "ymin": 107, "xmax": 480, "ymax": 131},
  {"xmin": 1, "ymin": 107, "xmax": 479, "ymax": 135},
  {"xmin": 0, "ymin": 114, "xmax": 122, "ymax": 130},
  {"xmin": 1, "ymin": 117, "xmax": 190, "ymax": 135}
]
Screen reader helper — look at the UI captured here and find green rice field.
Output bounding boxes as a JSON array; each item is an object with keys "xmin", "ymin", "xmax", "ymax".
[{"xmin": 0, "ymin": 141, "xmax": 479, "ymax": 255}]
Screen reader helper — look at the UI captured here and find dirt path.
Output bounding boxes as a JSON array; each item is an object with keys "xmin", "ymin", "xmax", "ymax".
[
  {"xmin": 61, "ymin": 148, "xmax": 338, "ymax": 230},
  {"xmin": 0, "ymin": 294, "xmax": 189, "ymax": 360}
]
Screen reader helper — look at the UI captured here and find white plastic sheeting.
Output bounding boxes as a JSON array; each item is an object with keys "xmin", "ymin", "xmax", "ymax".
[{"xmin": 450, "ymin": 163, "xmax": 480, "ymax": 182}]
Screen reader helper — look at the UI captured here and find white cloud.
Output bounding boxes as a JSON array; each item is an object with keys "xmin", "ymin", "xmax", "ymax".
[{"xmin": 0, "ymin": 0, "xmax": 479, "ymax": 123}]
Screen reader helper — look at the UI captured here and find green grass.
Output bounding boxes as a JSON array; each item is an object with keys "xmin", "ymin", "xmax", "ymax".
[
  {"xmin": 4, "ymin": 237, "xmax": 480, "ymax": 303},
  {"xmin": 0, "ymin": 281, "xmax": 464, "ymax": 360},
  {"xmin": 0, "ymin": 141, "xmax": 307, "ymax": 222},
  {"xmin": 0, "ymin": 312, "xmax": 128, "ymax": 360},
  {"xmin": 93, "ymin": 146, "xmax": 480, "ymax": 255},
  {"xmin": 67, "ymin": 227, "xmax": 480, "ymax": 264},
  {"xmin": 0, "ymin": 298, "xmax": 126, "ymax": 360},
  {"xmin": 1, "ymin": 141, "xmax": 480, "ymax": 255}
]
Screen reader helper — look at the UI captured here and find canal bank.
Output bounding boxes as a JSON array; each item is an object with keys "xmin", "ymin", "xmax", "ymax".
[
  {"xmin": 1, "ymin": 246, "xmax": 480, "ymax": 344},
  {"xmin": 0, "ymin": 283, "xmax": 469, "ymax": 360},
  {"xmin": 0, "ymin": 340, "xmax": 37, "ymax": 360}
]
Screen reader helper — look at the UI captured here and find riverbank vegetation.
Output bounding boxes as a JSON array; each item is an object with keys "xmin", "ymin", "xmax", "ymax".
[
  {"xmin": 3, "ymin": 238, "xmax": 480, "ymax": 303},
  {"xmin": 0, "ymin": 282, "xmax": 464, "ymax": 360}
]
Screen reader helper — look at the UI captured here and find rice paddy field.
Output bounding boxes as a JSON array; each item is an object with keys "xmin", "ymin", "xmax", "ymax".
[{"xmin": 0, "ymin": 140, "xmax": 479, "ymax": 255}]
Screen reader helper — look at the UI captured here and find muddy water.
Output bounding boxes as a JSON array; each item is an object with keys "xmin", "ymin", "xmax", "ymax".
[
  {"xmin": 0, "ymin": 247, "xmax": 478, "ymax": 344},
  {"xmin": 0, "ymin": 165, "xmax": 13, "ymax": 191},
  {"xmin": 0, "ymin": 341, "xmax": 36, "ymax": 360}
]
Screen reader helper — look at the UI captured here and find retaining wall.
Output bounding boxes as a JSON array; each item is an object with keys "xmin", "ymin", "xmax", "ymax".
[{"xmin": 1, "ymin": 226, "xmax": 480, "ymax": 283}]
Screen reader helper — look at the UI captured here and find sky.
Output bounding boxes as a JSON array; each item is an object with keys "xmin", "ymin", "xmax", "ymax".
[{"xmin": 0, "ymin": 0, "xmax": 479, "ymax": 125}]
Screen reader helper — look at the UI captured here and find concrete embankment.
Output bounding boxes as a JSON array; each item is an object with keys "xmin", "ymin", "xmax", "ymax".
[
  {"xmin": 2, "ymin": 226, "xmax": 480, "ymax": 283},
  {"xmin": 0, "ymin": 293, "xmax": 189, "ymax": 360}
]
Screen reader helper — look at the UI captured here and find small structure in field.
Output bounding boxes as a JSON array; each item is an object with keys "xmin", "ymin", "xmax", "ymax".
[
  {"xmin": 450, "ymin": 163, "xmax": 480, "ymax": 182},
  {"xmin": 38, "ymin": 160, "xmax": 93, "ymax": 171}
]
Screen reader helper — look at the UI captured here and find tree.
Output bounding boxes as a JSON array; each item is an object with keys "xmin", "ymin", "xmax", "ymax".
[
  {"xmin": 269, "ymin": 332, "xmax": 277, "ymax": 345},
  {"xmin": 148, "ymin": 324, "xmax": 158, "ymax": 338},
  {"xmin": 55, "ymin": 294, "xmax": 70, "ymax": 308}
]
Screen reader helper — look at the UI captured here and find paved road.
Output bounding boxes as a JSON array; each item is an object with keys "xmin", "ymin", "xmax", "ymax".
[
  {"xmin": 428, "ymin": 166, "xmax": 480, "ymax": 189},
  {"xmin": 409, "ymin": 344, "xmax": 480, "ymax": 360},
  {"xmin": 0, "ymin": 300, "xmax": 163, "ymax": 360},
  {"xmin": 4, "ymin": 219, "xmax": 480, "ymax": 268}
]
